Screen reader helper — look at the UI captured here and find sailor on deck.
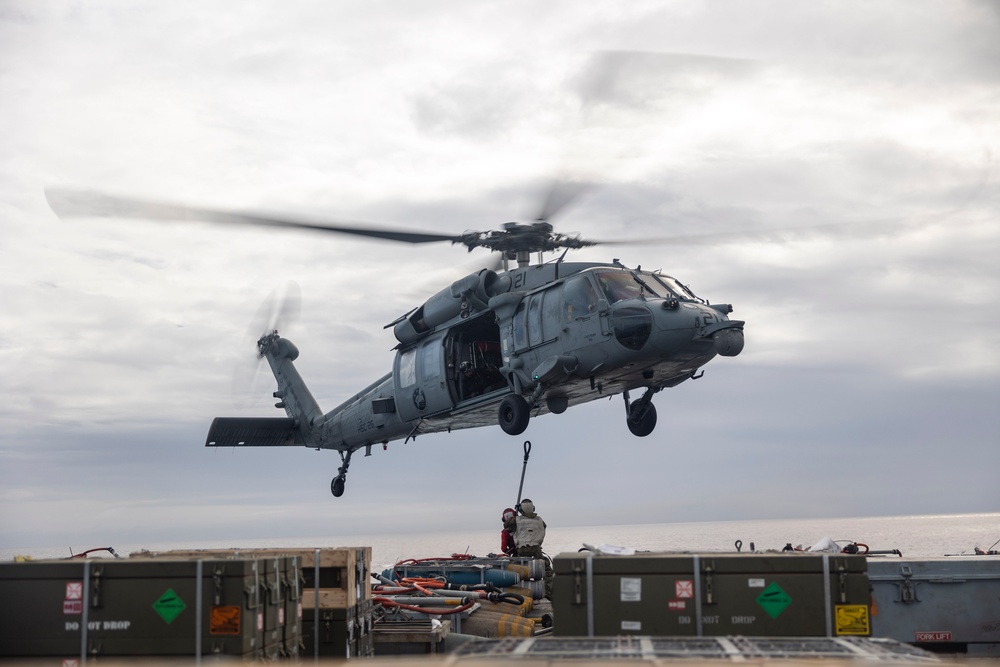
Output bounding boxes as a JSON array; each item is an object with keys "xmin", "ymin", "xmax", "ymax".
[
  {"xmin": 504, "ymin": 498, "xmax": 553, "ymax": 598},
  {"xmin": 500, "ymin": 507, "xmax": 517, "ymax": 556}
]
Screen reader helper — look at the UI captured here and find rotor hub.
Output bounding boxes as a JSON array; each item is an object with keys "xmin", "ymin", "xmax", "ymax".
[{"xmin": 460, "ymin": 221, "xmax": 596, "ymax": 257}]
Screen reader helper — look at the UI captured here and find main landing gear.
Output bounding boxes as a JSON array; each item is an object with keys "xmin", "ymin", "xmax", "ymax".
[
  {"xmin": 624, "ymin": 388, "xmax": 658, "ymax": 437},
  {"xmin": 498, "ymin": 394, "xmax": 530, "ymax": 436},
  {"xmin": 331, "ymin": 449, "xmax": 353, "ymax": 497}
]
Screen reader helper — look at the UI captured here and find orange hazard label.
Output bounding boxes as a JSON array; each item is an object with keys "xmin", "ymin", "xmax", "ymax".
[{"xmin": 210, "ymin": 606, "xmax": 241, "ymax": 635}]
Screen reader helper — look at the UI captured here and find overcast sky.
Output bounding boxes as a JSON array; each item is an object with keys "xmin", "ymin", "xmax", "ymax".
[{"xmin": 1, "ymin": 0, "xmax": 998, "ymax": 551}]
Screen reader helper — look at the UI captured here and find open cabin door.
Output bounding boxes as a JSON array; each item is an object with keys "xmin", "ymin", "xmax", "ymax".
[
  {"xmin": 393, "ymin": 313, "xmax": 507, "ymax": 421},
  {"xmin": 450, "ymin": 313, "xmax": 506, "ymax": 404},
  {"xmin": 393, "ymin": 331, "xmax": 453, "ymax": 422}
]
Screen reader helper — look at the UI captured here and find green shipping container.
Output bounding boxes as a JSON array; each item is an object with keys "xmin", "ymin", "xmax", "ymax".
[
  {"xmin": 301, "ymin": 599, "xmax": 376, "ymax": 658},
  {"xmin": 136, "ymin": 547, "xmax": 307, "ymax": 657},
  {"xmin": 553, "ymin": 552, "xmax": 870, "ymax": 638},
  {"xmin": 0, "ymin": 556, "xmax": 282, "ymax": 659}
]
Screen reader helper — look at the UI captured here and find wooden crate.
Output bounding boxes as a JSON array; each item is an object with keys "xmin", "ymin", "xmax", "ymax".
[
  {"xmin": 133, "ymin": 546, "xmax": 372, "ymax": 609},
  {"xmin": 298, "ymin": 546, "xmax": 372, "ymax": 609}
]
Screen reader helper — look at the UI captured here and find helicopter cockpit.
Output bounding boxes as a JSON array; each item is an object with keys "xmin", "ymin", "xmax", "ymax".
[
  {"xmin": 650, "ymin": 272, "xmax": 702, "ymax": 303},
  {"xmin": 592, "ymin": 268, "xmax": 702, "ymax": 304},
  {"xmin": 595, "ymin": 270, "xmax": 646, "ymax": 303},
  {"xmin": 588, "ymin": 268, "xmax": 707, "ymax": 351}
]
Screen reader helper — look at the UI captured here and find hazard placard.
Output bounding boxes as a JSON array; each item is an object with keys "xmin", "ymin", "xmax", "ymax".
[
  {"xmin": 210, "ymin": 606, "xmax": 241, "ymax": 635},
  {"xmin": 675, "ymin": 580, "xmax": 693, "ymax": 599},
  {"xmin": 65, "ymin": 582, "xmax": 83, "ymax": 600},
  {"xmin": 835, "ymin": 604, "xmax": 870, "ymax": 636}
]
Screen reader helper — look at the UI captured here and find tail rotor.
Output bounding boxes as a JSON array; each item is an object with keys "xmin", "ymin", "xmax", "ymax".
[{"xmin": 232, "ymin": 281, "xmax": 301, "ymax": 407}]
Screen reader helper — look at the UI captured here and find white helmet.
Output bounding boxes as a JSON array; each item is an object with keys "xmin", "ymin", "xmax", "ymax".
[{"xmin": 519, "ymin": 499, "xmax": 535, "ymax": 515}]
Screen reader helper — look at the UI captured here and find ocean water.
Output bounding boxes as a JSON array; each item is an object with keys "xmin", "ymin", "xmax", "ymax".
[
  {"xmin": 362, "ymin": 512, "xmax": 1000, "ymax": 571},
  {"xmin": 6, "ymin": 512, "xmax": 998, "ymax": 571}
]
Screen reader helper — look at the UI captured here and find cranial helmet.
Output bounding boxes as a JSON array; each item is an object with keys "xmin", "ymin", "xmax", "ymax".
[
  {"xmin": 502, "ymin": 507, "xmax": 516, "ymax": 522},
  {"xmin": 519, "ymin": 499, "xmax": 535, "ymax": 515}
]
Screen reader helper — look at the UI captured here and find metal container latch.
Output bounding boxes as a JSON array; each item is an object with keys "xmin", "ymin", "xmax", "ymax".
[
  {"xmin": 897, "ymin": 565, "xmax": 920, "ymax": 604},
  {"xmin": 213, "ymin": 567, "xmax": 225, "ymax": 606},
  {"xmin": 702, "ymin": 560, "xmax": 715, "ymax": 606},
  {"xmin": 90, "ymin": 566, "xmax": 103, "ymax": 609},
  {"xmin": 572, "ymin": 560, "xmax": 586, "ymax": 605}
]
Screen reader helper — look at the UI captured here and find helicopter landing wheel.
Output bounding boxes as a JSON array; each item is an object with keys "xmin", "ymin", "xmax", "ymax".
[
  {"xmin": 499, "ymin": 394, "xmax": 530, "ymax": 435},
  {"xmin": 331, "ymin": 475, "xmax": 346, "ymax": 497},
  {"xmin": 627, "ymin": 400, "xmax": 657, "ymax": 437}
]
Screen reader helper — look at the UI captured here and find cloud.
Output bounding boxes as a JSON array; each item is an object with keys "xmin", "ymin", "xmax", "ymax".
[{"xmin": 1, "ymin": 0, "xmax": 997, "ymax": 552}]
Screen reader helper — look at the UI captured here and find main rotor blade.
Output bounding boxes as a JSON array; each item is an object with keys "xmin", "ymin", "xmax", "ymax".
[
  {"xmin": 528, "ymin": 51, "xmax": 758, "ymax": 224},
  {"xmin": 45, "ymin": 188, "xmax": 466, "ymax": 245},
  {"xmin": 589, "ymin": 216, "xmax": 932, "ymax": 247},
  {"xmin": 534, "ymin": 180, "xmax": 594, "ymax": 223}
]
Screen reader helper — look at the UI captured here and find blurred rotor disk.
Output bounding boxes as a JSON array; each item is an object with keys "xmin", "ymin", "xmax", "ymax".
[{"xmin": 231, "ymin": 281, "xmax": 301, "ymax": 409}]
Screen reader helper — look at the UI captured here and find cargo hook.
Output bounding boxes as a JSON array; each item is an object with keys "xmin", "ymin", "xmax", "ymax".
[{"xmin": 515, "ymin": 440, "xmax": 531, "ymax": 506}]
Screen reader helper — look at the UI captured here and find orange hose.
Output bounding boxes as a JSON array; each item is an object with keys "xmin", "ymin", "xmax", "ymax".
[
  {"xmin": 374, "ymin": 597, "xmax": 476, "ymax": 615},
  {"xmin": 394, "ymin": 554, "xmax": 475, "ymax": 567}
]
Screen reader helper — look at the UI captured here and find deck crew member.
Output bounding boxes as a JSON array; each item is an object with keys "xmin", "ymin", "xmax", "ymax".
[
  {"xmin": 500, "ymin": 507, "xmax": 517, "ymax": 555},
  {"xmin": 504, "ymin": 498, "xmax": 553, "ymax": 598}
]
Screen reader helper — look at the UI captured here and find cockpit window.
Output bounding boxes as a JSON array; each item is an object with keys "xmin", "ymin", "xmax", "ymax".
[
  {"xmin": 613, "ymin": 306, "xmax": 652, "ymax": 350},
  {"xmin": 595, "ymin": 270, "xmax": 647, "ymax": 304},
  {"xmin": 563, "ymin": 275, "xmax": 599, "ymax": 321},
  {"xmin": 651, "ymin": 273, "xmax": 700, "ymax": 301}
]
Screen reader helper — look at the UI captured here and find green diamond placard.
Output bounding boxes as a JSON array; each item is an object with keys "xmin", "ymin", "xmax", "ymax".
[
  {"xmin": 755, "ymin": 582, "xmax": 792, "ymax": 619},
  {"xmin": 153, "ymin": 588, "xmax": 187, "ymax": 624}
]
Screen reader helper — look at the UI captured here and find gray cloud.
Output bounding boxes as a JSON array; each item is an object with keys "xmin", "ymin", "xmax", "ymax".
[{"xmin": 1, "ymin": 0, "xmax": 997, "ymax": 551}]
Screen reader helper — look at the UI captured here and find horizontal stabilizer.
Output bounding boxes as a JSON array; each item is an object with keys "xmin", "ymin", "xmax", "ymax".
[{"xmin": 205, "ymin": 417, "xmax": 304, "ymax": 447}]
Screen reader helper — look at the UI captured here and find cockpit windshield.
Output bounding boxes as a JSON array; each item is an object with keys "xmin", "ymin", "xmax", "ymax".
[
  {"xmin": 651, "ymin": 273, "xmax": 701, "ymax": 302},
  {"xmin": 593, "ymin": 269, "xmax": 702, "ymax": 304},
  {"xmin": 594, "ymin": 270, "xmax": 648, "ymax": 304}
]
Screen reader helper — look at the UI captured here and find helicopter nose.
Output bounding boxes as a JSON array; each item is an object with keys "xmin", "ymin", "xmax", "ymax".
[{"xmin": 712, "ymin": 328, "xmax": 744, "ymax": 357}]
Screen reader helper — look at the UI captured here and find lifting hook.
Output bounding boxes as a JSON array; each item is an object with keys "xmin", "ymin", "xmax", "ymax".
[{"xmin": 515, "ymin": 440, "xmax": 531, "ymax": 506}]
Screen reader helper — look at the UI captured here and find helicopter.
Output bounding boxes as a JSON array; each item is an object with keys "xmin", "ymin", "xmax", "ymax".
[{"xmin": 45, "ymin": 188, "xmax": 745, "ymax": 497}]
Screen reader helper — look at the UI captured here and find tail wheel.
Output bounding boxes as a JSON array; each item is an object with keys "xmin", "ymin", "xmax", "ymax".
[
  {"xmin": 627, "ymin": 400, "xmax": 657, "ymax": 437},
  {"xmin": 331, "ymin": 476, "xmax": 346, "ymax": 497},
  {"xmin": 498, "ymin": 395, "xmax": 530, "ymax": 435}
]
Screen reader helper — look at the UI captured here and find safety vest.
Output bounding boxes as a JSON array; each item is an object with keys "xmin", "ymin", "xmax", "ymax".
[{"xmin": 514, "ymin": 515, "xmax": 545, "ymax": 547}]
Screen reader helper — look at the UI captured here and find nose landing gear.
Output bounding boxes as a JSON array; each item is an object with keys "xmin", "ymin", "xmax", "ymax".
[
  {"xmin": 331, "ymin": 449, "xmax": 353, "ymax": 497},
  {"xmin": 624, "ymin": 388, "xmax": 659, "ymax": 437}
]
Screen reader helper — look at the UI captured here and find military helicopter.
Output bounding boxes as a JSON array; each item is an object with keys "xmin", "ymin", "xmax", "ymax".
[{"xmin": 45, "ymin": 187, "xmax": 745, "ymax": 497}]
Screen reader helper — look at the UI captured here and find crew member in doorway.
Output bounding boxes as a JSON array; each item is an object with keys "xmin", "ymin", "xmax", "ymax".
[
  {"xmin": 460, "ymin": 361, "xmax": 486, "ymax": 398},
  {"xmin": 504, "ymin": 498, "xmax": 553, "ymax": 599},
  {"xmin": 500, "ymin": 507, "xmax": 517, "ymax": 555}
]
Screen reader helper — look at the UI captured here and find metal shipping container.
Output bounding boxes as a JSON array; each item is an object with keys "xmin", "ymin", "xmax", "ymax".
[
  {"xmin": 147, "ymin": 546, "xmax": 373, "ymax": 658},
  {"xmin": 868, "ymin": 556, "xmax": 1000, "ymax": 655},
  {"xmin": 133, "ymin": 548, "xmax": 304, "ymax": 657},
  {"xmin": 0, "ymin": 557, "xmax": 273, "ymax": 659},
  {"xmin": 553, "ymin": 552, "xmax": 870, "ymax": 638},
  {"xmin": 301, "ymin": 599, "xmax": 376, "ymax": 658}
]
